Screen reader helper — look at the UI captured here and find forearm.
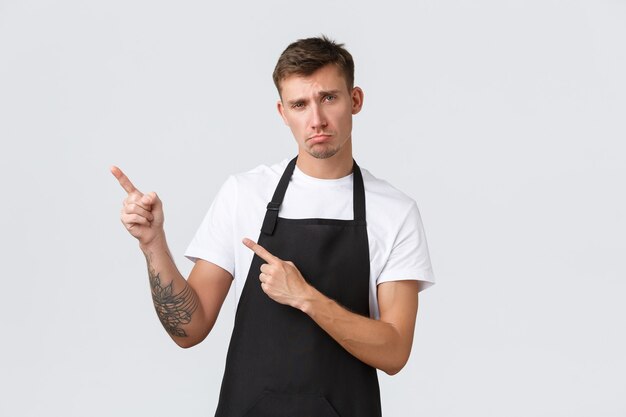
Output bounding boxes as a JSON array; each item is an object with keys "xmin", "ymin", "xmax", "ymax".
[
  {"xmin": 300, "ymin": 287, "xmax": 412, "ymax": 375},
  {"xmin": 141, "ymin": 235, "xmax": 207, "ymax": 348}
]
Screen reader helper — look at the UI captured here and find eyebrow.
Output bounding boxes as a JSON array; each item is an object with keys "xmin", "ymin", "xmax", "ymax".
[{"xmin": 286, "ymin": 89, "xmax": 342, "ymax": 106}]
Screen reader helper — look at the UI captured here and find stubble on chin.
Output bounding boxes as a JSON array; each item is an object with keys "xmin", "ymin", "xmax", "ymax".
[
  {"xmin": 304, "ymin": 138, "xmax": 343, "ymax": 159},
  {"xmin": 307, "ymin": 146, "xmax": 340, "ymax": 159}
]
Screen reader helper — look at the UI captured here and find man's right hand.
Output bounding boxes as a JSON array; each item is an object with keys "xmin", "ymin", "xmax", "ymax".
[
  {"xmin": 111, "ymin": 166, "xmax": 165, "ymax": 248},
  {"xmin": 111, "ymin": 165, "xmax": 232, "ymax": 348}
]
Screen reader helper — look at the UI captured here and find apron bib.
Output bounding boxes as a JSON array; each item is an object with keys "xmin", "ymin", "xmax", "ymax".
[{"xmin": 215, "ymin": 157, "xmax": 382, "ymax": 417}]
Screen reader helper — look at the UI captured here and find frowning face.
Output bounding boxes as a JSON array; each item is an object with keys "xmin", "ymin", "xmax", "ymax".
[{"xmin": 277, "ymin": 64, "xmax": 363, "ymax": 161}]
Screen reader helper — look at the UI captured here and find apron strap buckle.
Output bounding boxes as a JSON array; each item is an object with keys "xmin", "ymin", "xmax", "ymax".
[
  {"xmin": 261, "ymin": 202, "xmax": 280, "ymax": 235},
  {"xmin": 266, "ymin": 202, "xmax": 280, "ymax": 211}
]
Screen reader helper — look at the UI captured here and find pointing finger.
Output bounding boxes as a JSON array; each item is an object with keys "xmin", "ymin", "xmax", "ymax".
[
  {"xmin": 110, "ymin": 165, "xmax": 138, "ymax": 195},
  {"xmin": 242, "ymin": 238, "xmax": 279, "ymax": 264}
]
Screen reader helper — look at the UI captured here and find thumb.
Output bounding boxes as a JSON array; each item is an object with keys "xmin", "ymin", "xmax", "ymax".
[{"xmin": 142, "ymin": 192, "xmax": 162, "ymax": 209}]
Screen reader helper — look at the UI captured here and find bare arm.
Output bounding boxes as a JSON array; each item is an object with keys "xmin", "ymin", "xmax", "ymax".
[
  {"xmin": 112, "ymin": 166, "xmax": 231, "ymax": 348},
  {"xmin": 142, "ymin": 238, "xmax": 232, "ymax": 348},
  {"xmin": 244, "ymin": 238, "xmax": 419, "ymax": 375},
  {"xmin": 301, "ymin": 280, "xmax": 418, "ymax": 375}
]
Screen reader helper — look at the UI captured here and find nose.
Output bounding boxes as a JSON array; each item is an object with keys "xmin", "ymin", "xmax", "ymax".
[{"xmin": 310, "ymin": 104, "xmax": 327, "ymax": 130}]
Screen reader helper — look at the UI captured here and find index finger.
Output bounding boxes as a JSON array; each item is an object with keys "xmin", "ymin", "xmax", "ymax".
[
  {"xmin": 110, "ymin": 165, "xmax": 138, "ymax": 194},
  {"xmin": 242, "ymin": 238, "xmax": 279, "ymax": 264}
]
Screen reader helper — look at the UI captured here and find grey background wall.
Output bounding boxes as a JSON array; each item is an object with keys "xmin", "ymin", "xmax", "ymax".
[{"xmin": 1, "ymin": 1, "xmax": 624, "ymax": 416}]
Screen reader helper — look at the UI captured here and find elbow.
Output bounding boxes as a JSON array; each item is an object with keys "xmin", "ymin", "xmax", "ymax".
[
  {"xmin": 381, "ymin": 353, "xmax": 410, "ymax": 376},
  {"xmin": 173, "ymin": 324, "xmax": 213, "ymax": 349},
  {"xmin": 175, "ymin": 339, "xmax": 194, "ymax": 349},
  {"xmin": 174, "ymin": 336, "xmax": 202, "ymax": 349},
  {"xmin": 382, "ymin": 363, "xmax": 405, "ymax": 376},
  {"xmin": 384, "ymin": 368, "xmax": 401, "ymax": 376}
]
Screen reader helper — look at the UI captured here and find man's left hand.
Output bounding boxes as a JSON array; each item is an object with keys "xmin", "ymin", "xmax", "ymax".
[{"xmin": 242, "ymin": 238, "xmax": 312, "ymax": 309}]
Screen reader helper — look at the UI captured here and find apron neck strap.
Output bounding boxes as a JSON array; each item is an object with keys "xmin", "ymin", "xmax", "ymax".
[
  {"xmin": 352, "ymin": 160, "xmax": 366, "ymax": 222},
  {"xmin": 261, "ymin": 156, "xmax": 366, "ymax": 236}
]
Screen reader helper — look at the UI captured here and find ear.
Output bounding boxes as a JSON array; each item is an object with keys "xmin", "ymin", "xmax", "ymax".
[
  {"xmin": 277, "ymin": 100, "xmax": 289, "ymax": 125},
  {"xmin": 351, "ymin": 86, "xmax": 364, "ymax": 115}
]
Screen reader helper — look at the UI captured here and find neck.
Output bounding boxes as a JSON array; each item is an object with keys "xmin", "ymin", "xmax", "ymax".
[{"xmin": 296, "ymin": 139, "xmax": 354, "ymax": 179}]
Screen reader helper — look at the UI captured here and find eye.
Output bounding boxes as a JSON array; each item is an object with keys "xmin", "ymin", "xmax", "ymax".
[
  {"xmin": 323, "ymin": 94, "xmax": 337, "ymax": 102},
  {"xmin": 291, "ymin": 102, "xmax": 305, "ymax": 109}
]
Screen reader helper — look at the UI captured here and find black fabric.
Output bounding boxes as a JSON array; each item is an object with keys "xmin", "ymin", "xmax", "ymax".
[{"xmin": 215, "ymin": 156, "xmax": 381, "ymax": 417}]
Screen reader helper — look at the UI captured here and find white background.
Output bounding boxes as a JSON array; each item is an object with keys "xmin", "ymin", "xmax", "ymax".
[{"xmin": 1, "ymin": 1, "xmax": 624, "ymax": 416}]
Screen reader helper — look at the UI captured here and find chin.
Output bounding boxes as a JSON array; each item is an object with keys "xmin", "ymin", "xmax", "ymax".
[{"xmin": 308, "ymin": 147, "xmax": 340, "ymax": 159}]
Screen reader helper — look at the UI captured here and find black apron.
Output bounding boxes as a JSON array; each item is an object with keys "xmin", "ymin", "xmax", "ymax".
[{"xmin": 215, "ymin": 157, "xmax": 382, "ymax": 417}]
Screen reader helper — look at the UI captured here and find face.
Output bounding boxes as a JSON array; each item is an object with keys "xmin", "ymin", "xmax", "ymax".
[{"xmin": 277, "ymin": 64, "xmax": 363, "ymax": 160}]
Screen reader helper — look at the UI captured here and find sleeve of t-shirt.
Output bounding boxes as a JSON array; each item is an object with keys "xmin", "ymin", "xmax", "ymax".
[
  {"xmin": 184, "ymin": 175, "xmax": 237, "ymax": 277},
  {"xmin": 376, "ymin": 201, "xmax": 435, "ymax": 292}
]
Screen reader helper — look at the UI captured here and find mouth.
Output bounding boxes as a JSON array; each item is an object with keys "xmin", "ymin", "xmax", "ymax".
[{"xmin": 307, "ymin": 134, "xmax": 333, "ymax": 144}]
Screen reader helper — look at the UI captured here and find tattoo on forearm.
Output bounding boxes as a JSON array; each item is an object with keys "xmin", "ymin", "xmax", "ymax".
[{"xmin": 145, "ymin": 254, "xmax": 199, "ymax": 337}]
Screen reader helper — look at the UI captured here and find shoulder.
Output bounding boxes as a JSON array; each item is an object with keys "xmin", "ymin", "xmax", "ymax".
[
  {"xmin": 360, "ymin": 166, "xmax": 418, "ymax": 219},
  {"xmin": 216, "ymin": 158, "xmax": 292, "ymax": 209}
]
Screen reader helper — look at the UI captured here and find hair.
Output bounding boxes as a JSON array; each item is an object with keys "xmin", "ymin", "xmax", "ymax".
[{"xmin": 272, "ymin": 35, "xmax": 355, "ymax": 95}]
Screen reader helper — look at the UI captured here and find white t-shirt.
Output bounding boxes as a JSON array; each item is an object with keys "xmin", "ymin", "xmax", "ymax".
[{"xmin": 185, "ymin": 159, "xmax": 435, "ymax": 319}]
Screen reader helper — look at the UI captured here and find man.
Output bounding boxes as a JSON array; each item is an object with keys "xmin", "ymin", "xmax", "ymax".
[{"xmin": 112, "ymin": 36, "xmax": 434, "ymax": 416}]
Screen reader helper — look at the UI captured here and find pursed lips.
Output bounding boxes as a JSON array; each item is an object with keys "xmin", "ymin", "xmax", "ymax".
[{"xmin": 307, "ymin": 134, "xmax": 333, "ymax": 144}]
